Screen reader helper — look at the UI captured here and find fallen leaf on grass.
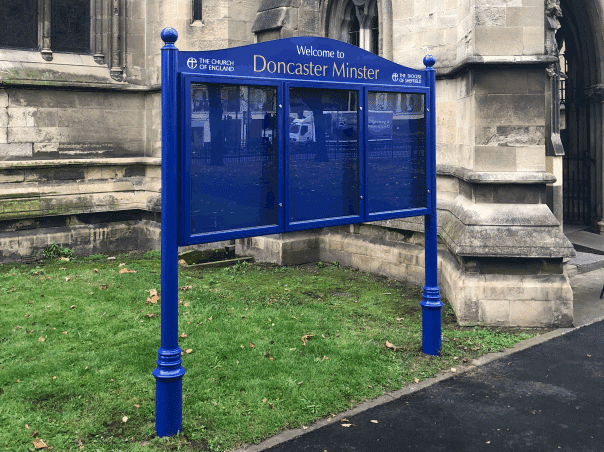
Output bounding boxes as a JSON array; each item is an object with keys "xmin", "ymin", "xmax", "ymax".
[
  {"xmin": 24, "ymin": 314, "xmax": 31, "ymax": 318},
  {"xmin": 32, "ymin": 438, "xmax": 47, "ymax": 449},
  {"xmin": 147, "ymin": 288, "xmax": 159, "ymax": 304},
  {"xmin": 8, "ymin": 287, "xmax": 16, "ymax": 292},
  {"xmin": 60, "ymin": 257, "xmax": 70, "ymax": 262},
  {"xmin": 52, "ymin": 376, "xmax": 56, "ymax": 380},
  {"xmin": 65, "ymin": 277, "xmax": 71, "ymax": 282},
  {"xmin": 100, "ymin": 284, "xmax": 108, "ymax": 290},
  {"xmin": 269, "ymin": 402, "xmax": 274, "ymax": 409},
  {"xmin": 180, "ymin": 285, "xmax": 192, "ymax": 291},
  {"xmin": 38, "ymin": 337, "xmax": 45, "ymax": 342},
  {"xmin": 396, "ymin": 317, "xmax": 404, "ymax": 321},
  {"xmin": 322, "ymin": 356, "xmax": 329, "ymax": 361},
  {"xmin": 119, "ymin": 268, "xmax": 136, "ymax": 274},
  {"xmin": 301, "ymin": 334, "xmax": 314, "ymax": 346},
  {"xmin": 146, "ymin": 313, "xmax": 154, "ymax": 318},
  {"xmin": 70, "ymin": 305, "xmax": 76, "ymax": 309},
  {"xmin": 133, "ymin": 404, "xmax": 140, "ymax": 408},
  {"xmin": 93, "ymin": 269, "xmax": 99, "ymax": 274},
  {"xmin": 119, "ymin": 263, "xmax": 126, "ymax": 267},
  {"xmin": 262, "ymin": 398, "xmax": 267, "ymax": 403},
  {"xmin": 107, "ymin": 256, "xmax": 116, "ymax": 260},
  {"xmin": 249, "ymin": 342, "xmax": 255, "ymax": 348},
  {"xmin": 414, "ymin": 377, "xmax": 420, "ymax": 383},
  {"xmin": 385, "ymin": 340, "xmax": 398, "ymax": 351},
  {"xmin": 122, "ymin": 416, "xmax": 128, "ymax": 422},
  {"xmin": 185, "ymin": 349, "xmax": 193, "ymax": 354},
  {"xmin": 208, "ymin": 316, "xmax": 213, "ymax": 321},
  {"xmin": 180, "ymin": 333, "xmax": 187, "ymax": 338}
]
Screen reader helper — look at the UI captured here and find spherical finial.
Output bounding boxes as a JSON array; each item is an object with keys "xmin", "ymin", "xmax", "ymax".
[
  {"xmin": 161, "ymin": 28, "xmax": 178, "ymax": 44},
  {"xmin": 423, "ymin": 55, "xmax": 436, "ymax": 68}
]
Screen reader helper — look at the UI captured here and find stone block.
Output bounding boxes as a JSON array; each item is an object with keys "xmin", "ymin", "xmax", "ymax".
[
  {"xmin": 475, "ymin": 7, "xmax": 505, "ymax": 27},
  {"xmin": 392, "ymin": 0, "xmax": 414, "ymax": 18},
  {"xmin": 376, "ymin": 261, "xmax": 406, "ymax": 280},
  {"xmin": 509, "ymin": 299, "xmax": 554, "ymax": 327},
  {"xmin": 474, "ymin": 146, "xmax": 517, "ymax": 171},
  {"xmin": 407, "ymin": 264, "xmax": 425, "ymax": 285},
  {"xmin": 319, "ymin": 247, "xmax": 352, "ymax": 267},
  {"xmin": 479, "ymin": 299, "xmax": 510, "ymax": 325},
  {"xmin": 475, "ymin": 94, "xmax": 514, "ymax": 127},
  {"xmin": 522, "ymin": 26, "xmax": 544, "ymax": 54},
  {"xmin": 0, "ymin": 89, "xmax": 8, "ymax": 108},
  {"xmin": 474, "ymin": 70, "xmax": 530, "ymax": 95},
  {"xmin": 475, "ymin": 27, "xmax": 523, "ymax": 55},
  {"xmin": 0, "ymin": 143, "xmax": 33, "ymax": 158},
  {"xmin": 351, "ymin": 253, "xmax": 379, "ymax": 274},
  {"xmin": 515, "ymin": 145, "xmax": 545, "ymax": 171},
  {"xmin": 483, "ymin": 274, "xmax": 525, "ymax": 299},
  {"xmin": 506, "ymin": 7, "xmax": 542, "ymax": 28},
  {"xmin": 512, "ymin": 94, "xmax": 544, "ymax": 125}
]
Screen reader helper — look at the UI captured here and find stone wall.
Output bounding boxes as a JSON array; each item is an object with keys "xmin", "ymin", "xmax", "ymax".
[{"xmin": 236, "ymin": 225, "xmax": 573, "ymax": 327}]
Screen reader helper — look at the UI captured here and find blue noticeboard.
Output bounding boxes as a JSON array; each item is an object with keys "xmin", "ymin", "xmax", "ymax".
[
  {"xmin": 177, "ymin": 36, "xmax": 430, "ymax": 245},
  {"xmin": 155, "ymin": 28, "xmax": 441, "ymax": 438}
]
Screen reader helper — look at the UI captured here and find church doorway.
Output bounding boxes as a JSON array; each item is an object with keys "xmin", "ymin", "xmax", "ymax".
[{"xmin": 559, "ymin": 0, "xmax": 602, "ymax": 229}]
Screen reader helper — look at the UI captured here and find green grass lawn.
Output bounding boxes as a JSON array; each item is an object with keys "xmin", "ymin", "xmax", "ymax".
[{"xmin": 0, "ymin": 251, "xmax": 538, "ymax": 451}]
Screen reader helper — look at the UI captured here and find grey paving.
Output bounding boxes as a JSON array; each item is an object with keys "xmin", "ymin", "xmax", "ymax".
[
  {"xmin": 565, "ymin": 230, "xmax": 604, "ymax": 255},
  {"xmin": 235, "ymin": 251, "xmax": 604, "ymax": 452},
  {"xmin": 568, "ymin": 251, "xmax": 604, "ymax": 274}
]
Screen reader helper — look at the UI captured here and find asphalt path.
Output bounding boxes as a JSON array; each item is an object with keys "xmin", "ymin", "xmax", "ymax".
[{"xmin": 261, "ymin": 320, "xmax": 604, "ymax": 452}]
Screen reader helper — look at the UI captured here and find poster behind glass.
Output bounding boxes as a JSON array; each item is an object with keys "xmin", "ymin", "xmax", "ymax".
[
  {"xmin": 288, "ymin": 87, "xmax": 359, "ymax": 223},
  {"xmin": 367, "ymin": 91, "xmax": 426, "ymax": 213},
  {"xmin": 189, "ymin": 83, "xmax": 278, "ymax": 234}
]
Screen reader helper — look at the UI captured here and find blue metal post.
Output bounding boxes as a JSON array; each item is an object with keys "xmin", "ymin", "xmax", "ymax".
[
  {"xmin": 153, "ymin": 27, "xmax": 186, "ymax": 437},
  {"xmin": 421, "ymin": 55, "xmax": 442, "ymax": 356}
]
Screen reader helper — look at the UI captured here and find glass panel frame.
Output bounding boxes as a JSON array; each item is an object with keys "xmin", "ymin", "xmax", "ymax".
[
  {"xmin": 285, "ymin": 82, "xmax": 365, "ymax": 231},
  {"xmin": 364, "ymin": 86, "xmax": 430, "ymax": 221},
  {"xmin": 180, "ymin": 75, "xmax": 283, "ymax": 245},
  {"xmin": 178, "ymin": 74, "xmax": 431, "ymax": 245}
]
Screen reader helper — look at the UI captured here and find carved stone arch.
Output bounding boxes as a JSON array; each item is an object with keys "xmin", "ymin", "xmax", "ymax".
[
  {"xmin": 321, "ymin": 0, "xmax": 392, "ymax": 59},
  {"xmin": 556, "ymin": 0, "xmax": 604, "ymax": 229}
]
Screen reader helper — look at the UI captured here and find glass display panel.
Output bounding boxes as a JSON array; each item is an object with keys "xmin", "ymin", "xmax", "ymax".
[
  {"xmin": 51, "ymin": 0, "xmax": 90, "ymax": 53},
  {"xmin": 288, "ymin": 87, "xmax": 359, "ymax": 223},
  {"xmin": 189, "ymin": 83, "xmax": 278, "ymax": 235},
  {"xmin": 0, "ymin": 0, "xmax": 38, "ymax": 50},
  {"xmin": 367, "ymin": 91, "xmax": 426, "ymax": 213}
]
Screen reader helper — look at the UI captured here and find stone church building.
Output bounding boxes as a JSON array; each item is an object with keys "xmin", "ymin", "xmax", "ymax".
[{"xmin": 0, "ymin": 0, "xmax": 600, "ymax": 328}]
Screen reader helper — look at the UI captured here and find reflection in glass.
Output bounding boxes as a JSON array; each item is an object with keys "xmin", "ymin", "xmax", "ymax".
[
  {"xmin": 190, "ymin": 83, "xmax": 278, "ymax": 234},
  {"xmin": 367, "ymin": 91, "xmax": 426, "ymax": 213},
  {"xmin": 288, "ymin": 88, "xmax": 359, "ymax": 223}
]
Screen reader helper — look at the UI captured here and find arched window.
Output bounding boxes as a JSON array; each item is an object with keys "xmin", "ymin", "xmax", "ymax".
[
  {"xmin": 326, "ymin": 0, "xmax": 379, "ymax": 55},
  {"xmin": 349, "ymin": 13, "xmax": 360, "ymax": 48},
  {"xmin": 0, "ymin": 0, "xmax": 90, "ymax": 54}
]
